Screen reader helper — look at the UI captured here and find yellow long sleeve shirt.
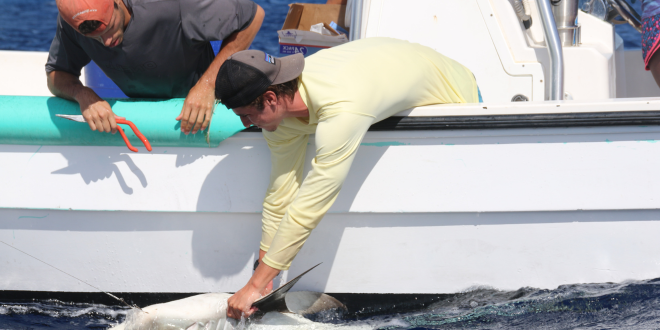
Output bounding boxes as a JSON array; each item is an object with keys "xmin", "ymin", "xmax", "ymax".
[{"xmin": 260, "ymin": 37, "xmax": 478, "ymax": 270}]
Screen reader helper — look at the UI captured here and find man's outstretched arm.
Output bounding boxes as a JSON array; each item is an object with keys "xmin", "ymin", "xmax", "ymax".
[
  {"xmin": 47, "ymin": 70, "xmax": 120, "ymax": 133},
  {"xmin": 226, "ymin": 126, "xmax": 309, "ymax": 320},
  {"xmin": 226, "ymin": 113, "xmax": 375, "ymax": 319},
  {"xmin": 177, "ymin": 5, "xmax": 265, "ymax": 135}
]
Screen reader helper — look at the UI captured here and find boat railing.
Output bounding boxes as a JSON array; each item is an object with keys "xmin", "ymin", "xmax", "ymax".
[
  {"xmin": 535, "ymin": 0, "xmax": 565, "ymax": 100},
  {"xmin": 349, "ymin": 0, "xmax": 363, "ymax": 41}
]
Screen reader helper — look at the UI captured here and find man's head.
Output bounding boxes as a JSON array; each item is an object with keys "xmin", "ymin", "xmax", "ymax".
[
  {"xmin": 56, "ymin": 0, "xmax": 129, "ymax": 48},
  {"xmin": 215, "ymin": 50, "xmax": 304, "ymax": 131}
]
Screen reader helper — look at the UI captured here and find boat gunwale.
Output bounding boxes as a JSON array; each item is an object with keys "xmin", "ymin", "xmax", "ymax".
[{"xmin": 243, "ymin": 109, "xmax": 660, "ymax": 132}]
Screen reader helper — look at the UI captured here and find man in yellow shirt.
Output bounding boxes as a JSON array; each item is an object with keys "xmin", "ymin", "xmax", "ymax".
[{"xmin": 215, "ymin": 37, "xmax": 479, "ymax": 319}]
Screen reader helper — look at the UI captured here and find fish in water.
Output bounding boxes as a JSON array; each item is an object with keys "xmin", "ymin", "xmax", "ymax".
[
  {"xmin": 111, "ymin": 293, "xmax": 235, "ymax": 330},
  {"xmin": 110, "ymin": 291, "xmax": 346, "ymax": 330},
  {"xmin": 110, "ymin": 264, "xmax": 345, "ymax": 330}
]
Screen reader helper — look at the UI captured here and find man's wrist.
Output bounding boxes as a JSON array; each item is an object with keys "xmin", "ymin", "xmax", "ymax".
[
  {"xmin": 248, "ymin": 277, "xmax": 264, "ymax": 292},
  {"xmin": 253, "ymin": 259, "xmax": 281, "ymax": 275},
  {"xmin": 195, "ymin": 76, "xmax": 216, "ymax": 90},
  {"xmin": 250, "ymin": 259, "xmax": 281, "ymax": 293},
  {"xmin": 73, "ymin": 86, "xmax": 98, "ymax": 106}
]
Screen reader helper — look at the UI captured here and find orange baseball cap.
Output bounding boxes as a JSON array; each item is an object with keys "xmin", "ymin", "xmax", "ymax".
[{"xmin": 56, "ymin": 0, "xmax": 114, "ymax": 34}]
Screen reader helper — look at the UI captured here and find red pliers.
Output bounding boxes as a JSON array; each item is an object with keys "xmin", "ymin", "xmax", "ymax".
[{"xmin": 56, "ymin": 114, "xmax": 152, "ymax": 152}]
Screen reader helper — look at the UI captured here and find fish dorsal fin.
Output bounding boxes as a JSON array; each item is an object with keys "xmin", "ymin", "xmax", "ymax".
[{"xmin": 251, "ymin": 263, "xmax": 321, "ymax": 313}]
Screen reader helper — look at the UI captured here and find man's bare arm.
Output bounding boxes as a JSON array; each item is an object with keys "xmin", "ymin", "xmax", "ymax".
[
  {"xmin": 47, "ymin": 70, "xmax": 120, "ymax": 133},
  {"xmin": 47, "ymin": 70, "xmax": 86, "ymax": 102},
  {"xmin": 177, "ymin": 4, "xmax": 265, "ymax": 135}
]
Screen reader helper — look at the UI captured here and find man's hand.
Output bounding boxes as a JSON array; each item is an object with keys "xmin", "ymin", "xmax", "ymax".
[
  {"xmin": 226, "ymin": 281, "xmax": 262, "ymax": 319},
  {"xmin": 176, "ymin": 4, "xmax": 264, "ymax": 134},
  {"xmin": 47, "ymin": 70, "xmax": 122, "ymax": 133},
  {"xmin": 77, "ymin": 89, "xmax": 122, "ymax": 133},
  {"xmin": 227, "ymin": 250, "xmax": 280, "ymax": 319},
  {"xmin": 176, "ymin": 81, "xmax": 215, "ymax": 135}
]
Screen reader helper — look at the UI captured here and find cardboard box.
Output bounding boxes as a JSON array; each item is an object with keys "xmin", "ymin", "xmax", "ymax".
[{"xmin": 278, "ymin": 4, "xmax": 349, "ymax": 57}]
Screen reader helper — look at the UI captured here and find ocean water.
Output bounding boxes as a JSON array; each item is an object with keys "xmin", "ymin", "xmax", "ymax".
[
  {"xmin": 1, "ymin": 0, "xmax": 658, "ymax": 329},
  {"xmin": 3, "ymin": 278, "xmax": 660, "ymax": 329},
  {"xmin": 0, "ymin": 0, "xmax": 325, "ymax": 55}
]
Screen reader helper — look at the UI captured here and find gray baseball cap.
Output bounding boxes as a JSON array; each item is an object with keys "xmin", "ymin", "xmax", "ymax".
[{"xmin": 215, "ymin": 50, "xmax": 305, "ymax": 109}]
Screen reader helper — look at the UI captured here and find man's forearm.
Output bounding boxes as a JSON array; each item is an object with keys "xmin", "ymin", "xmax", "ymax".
[
  {"xmin": 47, "ymin": 70, "xmax": 97, "ymax": 104},
  {"xmin": 251, "ymin": 250, "xmax": 280, "ymax": 293},
  {"xmin": 196, "ymin": 4, "xmax": 265, "ymax": 89},
  {"xmin": 47, "ymin": 70, "xmax": 120, "ymax": 134}
]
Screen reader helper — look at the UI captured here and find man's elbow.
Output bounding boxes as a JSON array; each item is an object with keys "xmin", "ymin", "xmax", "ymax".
[{"xmin": 46, "ymin": 71, "xmax": 57, "ymax": 96}]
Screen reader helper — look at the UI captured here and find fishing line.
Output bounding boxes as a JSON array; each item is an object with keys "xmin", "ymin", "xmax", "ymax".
[{"xmin": 0, "ymin": 240, "xmax": 146, "ymax": 313}]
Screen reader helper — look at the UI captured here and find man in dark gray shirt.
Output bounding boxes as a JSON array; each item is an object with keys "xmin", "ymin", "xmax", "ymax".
[{"xmin": 46, "ymin": 0, "xmax": 264, "ymax": 135}]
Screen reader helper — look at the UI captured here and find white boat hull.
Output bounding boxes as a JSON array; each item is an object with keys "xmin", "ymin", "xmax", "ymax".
[{"xmin": 3, "ymin": 117, "xmax": 660, "ymax": 294}]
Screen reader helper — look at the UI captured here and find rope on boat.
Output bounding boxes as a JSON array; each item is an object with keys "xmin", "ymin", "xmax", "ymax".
[{"xmin": 0, "ymin": 240, "xmax": 146, "ymax": 313}]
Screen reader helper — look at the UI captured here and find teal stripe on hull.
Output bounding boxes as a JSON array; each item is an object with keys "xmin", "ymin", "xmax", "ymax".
[{"xmin": 0, "ymin": 96, "xmax": 245, "ymax": 148}]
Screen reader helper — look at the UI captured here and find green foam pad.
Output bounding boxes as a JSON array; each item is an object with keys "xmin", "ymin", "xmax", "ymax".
[{"xmin": 0, "ymin": 96, "xmax": 245, "ymax": 148}]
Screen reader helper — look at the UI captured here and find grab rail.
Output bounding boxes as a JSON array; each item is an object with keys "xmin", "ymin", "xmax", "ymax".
[
  {"xmin": 349, "ymin": 0, "xmax": 363, "ymax": 41},
  {"xmin": 535, "ymin": 0, "xmax": 565, "ymax": 100}
]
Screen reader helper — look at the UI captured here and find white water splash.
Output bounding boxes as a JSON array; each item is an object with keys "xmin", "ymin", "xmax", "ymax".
[{"xmin": 247, "ymin": 312, "xmax": 404, "ymax": 330}]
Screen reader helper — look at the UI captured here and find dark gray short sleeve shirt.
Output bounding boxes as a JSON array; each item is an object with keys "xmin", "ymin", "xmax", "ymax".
[{"xmin": 45, "ymin": 0, "xmax": 257, "ymax": 98}]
